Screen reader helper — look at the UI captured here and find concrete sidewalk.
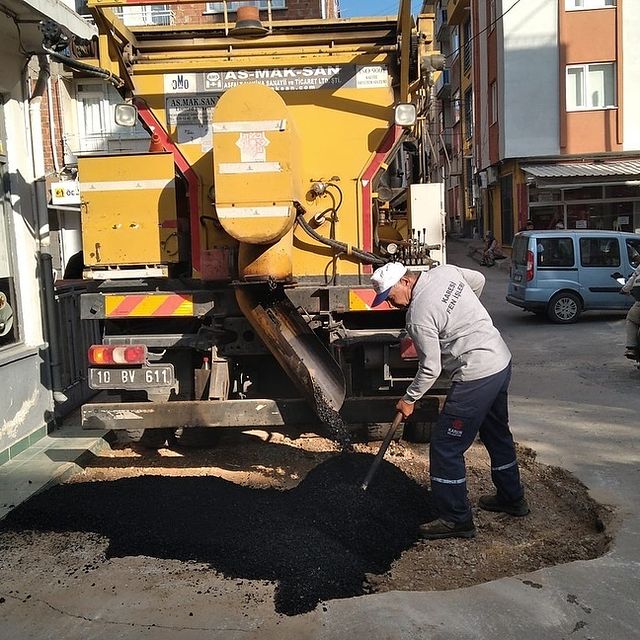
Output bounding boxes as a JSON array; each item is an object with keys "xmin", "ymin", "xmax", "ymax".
[{"xmin": 0, "ymin": 421, "xmax": 108, "ymax": 520}]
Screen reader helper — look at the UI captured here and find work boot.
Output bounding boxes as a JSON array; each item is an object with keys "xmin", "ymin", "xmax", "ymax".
[
  {"xmin": 478, "ymin": 494, "xmax": 530, "ymax": 517},
  {"xmin": 418, "ymin": 518, "xmax": 476, "ymax": 540}
]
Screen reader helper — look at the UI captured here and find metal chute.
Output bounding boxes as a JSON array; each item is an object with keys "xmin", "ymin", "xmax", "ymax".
[{"xmin": 236, "ymin": 286, "xmax": 345, "ymax": 414}]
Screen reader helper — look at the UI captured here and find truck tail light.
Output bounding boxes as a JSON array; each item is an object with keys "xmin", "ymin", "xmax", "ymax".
[
  {"xmin": 88, "ymin": 345, "xmax": 147, "ymax": 366},
  {"xmin": 526, "ymin": 250, "xmax": 535, "ymax": 282},
  {"xmin": 399, "ymin": 336, "xmax": 418, "ymax": 360}
]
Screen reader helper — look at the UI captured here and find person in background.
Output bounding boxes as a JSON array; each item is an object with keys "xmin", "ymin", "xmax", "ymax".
[
  {"xmin": 621, "ymin": 252, "xmax": 640, "ymax": 360},
  {"xmin": 526, "ymin": 220, "xmax": 534, "ymax": 231},
  {"xmin": 370, "ymin": 262, "xmax": 529, "ymax": 540},
  {"xmin": 480, "ymin": 231, "xmax": 504, "ymax": 266}
]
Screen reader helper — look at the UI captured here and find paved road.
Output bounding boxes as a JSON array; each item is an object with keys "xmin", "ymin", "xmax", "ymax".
[{"xmin": 1, "ymin": 239, "xmax": 639, "ymax": 639}]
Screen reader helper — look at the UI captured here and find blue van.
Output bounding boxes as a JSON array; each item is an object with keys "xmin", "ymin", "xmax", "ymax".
[{"xmin": 507, "ymin": 230, "xmax": 640, "ymax": 323}]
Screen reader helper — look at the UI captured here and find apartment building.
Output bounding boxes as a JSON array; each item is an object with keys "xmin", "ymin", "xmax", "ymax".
[
  {"xmin": 475, "ymin": 0, "xmax": 640, "ymax": 245},
  {"xmin": 430, "ymin": 0, "xmax": 640, "ymax": 245},
  {"xmin": 0, "ymin": 0, "xmax": 97, "ymax": 461},
  {"xmin": 430, "ymin": 0, "xmax": 478, "ymax": 236}
]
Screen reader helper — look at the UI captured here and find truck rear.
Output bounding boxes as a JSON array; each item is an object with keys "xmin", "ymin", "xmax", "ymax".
[{"xmin": 63, "ymin": 0, "xmax": 446, "ymax": 444}]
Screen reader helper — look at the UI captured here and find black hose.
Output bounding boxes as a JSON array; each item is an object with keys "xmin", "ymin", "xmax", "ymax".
[
  {"xmin": 296, "ymin": 214, "xmax": 385, "ymax": 267},
  {"xmin": 42, "ymin": 45, "xmax": 125, "ymax": 88}
]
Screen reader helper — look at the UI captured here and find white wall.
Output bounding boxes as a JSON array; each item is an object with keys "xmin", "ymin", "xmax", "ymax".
[
  {"xmin": 0, "ymin": 30, "xmax": 53, "ymax": 452},
  {"xmin": 501, "ymin": 0, "xmax": 560, "ymax": 158},
  {"xmin": 622, "ymin": 2, "xmax": 640, "ymax": 151}
]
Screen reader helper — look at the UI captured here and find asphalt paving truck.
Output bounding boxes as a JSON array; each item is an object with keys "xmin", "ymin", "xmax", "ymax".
[{"xmin": 56, "ymin": 0, "xmax": 447, "ymax": 446}]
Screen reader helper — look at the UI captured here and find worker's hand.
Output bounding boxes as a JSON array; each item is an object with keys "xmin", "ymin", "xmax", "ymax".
[
  {"xmin": 396, "ymin": 398, "xmax": 415, "ymax": 420},
  {"xmin": 620, "ymin": 289, "xmax": 630, "ymax": 295}
]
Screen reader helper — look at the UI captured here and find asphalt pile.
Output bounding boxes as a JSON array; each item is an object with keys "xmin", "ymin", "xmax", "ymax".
[{"xmin": 0, "ymin": 453, "xmax": 432, "ymax": 615}]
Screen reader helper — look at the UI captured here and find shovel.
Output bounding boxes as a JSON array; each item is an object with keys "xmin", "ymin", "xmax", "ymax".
[{"xmin": 360, "ymin": 411, "xmax": 404, "ymax": 491}]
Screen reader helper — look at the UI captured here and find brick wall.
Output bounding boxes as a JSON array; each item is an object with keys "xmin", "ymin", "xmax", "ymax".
[{"xmin": 37, "ymin": 77, "xmax": 65, "ymax": 176}]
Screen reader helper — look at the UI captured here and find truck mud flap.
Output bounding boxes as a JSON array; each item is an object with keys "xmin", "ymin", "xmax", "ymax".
[{"xmin": 235, "ymin": 286, "xmax": 346, "ymax": 414}]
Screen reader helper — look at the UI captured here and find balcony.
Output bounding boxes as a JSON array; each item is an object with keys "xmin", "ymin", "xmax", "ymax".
[
  {"xmin": 435, "ymin": 8, "xmax": 448, "ymax": 41},
  {"xmin": 446, "ymin": 0, "xmax": 470, "ymax": 26},
  {"xmin": 435, "ymin": 69, "xmax": 450, "ymax": 97}
]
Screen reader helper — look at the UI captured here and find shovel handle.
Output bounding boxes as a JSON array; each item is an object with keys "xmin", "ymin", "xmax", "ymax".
[{"xmin": 360, "ymin": 411, "xmax": 404, "ymax": 491}]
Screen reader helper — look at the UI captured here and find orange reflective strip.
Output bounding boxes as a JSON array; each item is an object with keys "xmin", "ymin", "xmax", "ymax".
[{"xmin": 105, "ymin": 294, "xmax": 194, "ymax": 317}]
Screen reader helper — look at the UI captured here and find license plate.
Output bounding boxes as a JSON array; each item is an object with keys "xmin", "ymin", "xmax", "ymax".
[
  {"xmin": 89, "ymin": 364, "xmax": 175, "ymax": 390},
  {"xmin": 513, "ymin": 273, "xmax": 522, "ymax": 283}
]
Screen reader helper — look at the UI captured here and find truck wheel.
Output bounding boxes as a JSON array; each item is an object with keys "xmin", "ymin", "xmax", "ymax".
[
  {"xmin": 547, "ymin": 291, "xmax": 582, "ymax": 323},
  {"xmin": 365, "ymin": 422, "xmax": 404, "ymax": 442},
  {"xmin": 120, "ymin": 428, "xmax": 175, "ymax": 449},
  {"xmin": 174, "ymin": 427, "xmax": 221, "ymax": 448},
  {"xmin": 403, "ymin": 421, "xmax": 432, "ymax": 443}
]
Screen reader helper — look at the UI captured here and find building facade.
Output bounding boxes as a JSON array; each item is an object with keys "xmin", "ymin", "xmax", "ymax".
[
  {"xmin": 0, "ymin": 0, "xmax": 97, "ymax": 462},
  {"xmin": 431, "ymin": 0, "xmax": 640, "ymax": 246}
]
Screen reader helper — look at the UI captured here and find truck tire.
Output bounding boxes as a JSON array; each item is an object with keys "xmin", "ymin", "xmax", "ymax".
[
  {"xmin": 403, "ymin": 421, "xmax": 433, "ymax": 443},
  {"xmin": 174, "ymin": 427, "xmax": 221, "ymax": 448},
  {"xmin": 365, "ymin": 422, "xmax": 404, "ymax": 442},
  {"xmin": 547, "ymin": 291, "xmax": 582, "ymax": 323}
]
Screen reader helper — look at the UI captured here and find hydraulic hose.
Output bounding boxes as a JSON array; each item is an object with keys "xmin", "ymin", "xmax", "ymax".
[
  {"xmin": 296, "ymin": 213, "xmax": 385, "ymax": 267},
  {"xmin": 41, "ymin": 45, "xmax": 125, "ymax": 88}
]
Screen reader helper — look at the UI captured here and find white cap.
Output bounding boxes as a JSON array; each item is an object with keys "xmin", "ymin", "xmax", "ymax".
[{"xmin": 370, "ymin": 262, "xmax": 408, "ymax": 306}]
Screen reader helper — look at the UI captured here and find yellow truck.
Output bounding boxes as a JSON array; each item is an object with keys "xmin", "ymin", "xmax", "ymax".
[{"xmin": 60, "ymin": 0, "xmax": 447, "ymax": 445}]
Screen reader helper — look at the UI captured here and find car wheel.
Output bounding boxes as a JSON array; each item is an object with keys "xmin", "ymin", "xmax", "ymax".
[{"xmin": 547, "ymin": 291, "xmax": 582, "ymax": 324}]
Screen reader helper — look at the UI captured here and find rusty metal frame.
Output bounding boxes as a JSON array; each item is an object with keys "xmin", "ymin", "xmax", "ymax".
[{"xmin": 82, "ymin": 396, "xmax": 442, "ymax": 430}]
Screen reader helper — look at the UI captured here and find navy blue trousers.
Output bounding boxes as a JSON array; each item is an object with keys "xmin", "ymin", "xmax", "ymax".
[{"xmin": 429, "ymin": 362, "xmax": 523, "ymax": 523}]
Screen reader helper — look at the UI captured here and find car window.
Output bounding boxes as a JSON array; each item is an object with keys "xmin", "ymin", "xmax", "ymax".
[
  {"xmin": 626, "ymin": 238, "xmax": 640, "ymax": 265},
  {"xmin": 536, "ymin": 237, "xmax": 574, "ymax": 267},
  {"xmin": 512, "ymin": 234, "xmax": 528, "ymax": 266},
  {"xmin": 580, "ymin": 237, "xmax": 620, "ymax": 267}
]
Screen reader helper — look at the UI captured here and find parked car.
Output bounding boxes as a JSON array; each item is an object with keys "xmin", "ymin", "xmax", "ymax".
[{"xmin": 506, "ymin": 230, "xmax": 640, "ymax": 323}]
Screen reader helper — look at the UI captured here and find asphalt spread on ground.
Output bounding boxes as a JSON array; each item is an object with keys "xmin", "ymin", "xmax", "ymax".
[{"xmin": 0, "ymin": 453, "xmax": 433, "ymax": 615}]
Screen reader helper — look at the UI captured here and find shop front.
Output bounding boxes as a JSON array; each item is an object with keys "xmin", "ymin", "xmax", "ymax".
[{"xmin": 522, "ymin": 161, "xmax": 640, "ymax": 234}]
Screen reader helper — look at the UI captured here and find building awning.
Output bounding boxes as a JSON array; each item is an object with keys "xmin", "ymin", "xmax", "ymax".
[{"xmin": 522, "ymin": 160, "xmax": 640, "ymax": 179}]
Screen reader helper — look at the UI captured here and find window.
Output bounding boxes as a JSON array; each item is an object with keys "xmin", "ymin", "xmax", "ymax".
[
  {"xmin": 451, "ymin": 25, "xmax": 460, "ymax": 59},
  {"xmin": 0, "ymin": 99, "xmax": 19, "ymax": 347},
  {"xmin": 566, "ymin": 63, "xmax": 616, "ymax": 110},
  {"xmin": 206, "ymin": 1, "xmax": 286, "ymax": 12},
  {"xmin": 580, "ymin": 237, "xmax": 621, "ymax": 267},
  {"xmin": 488, "ymin": 0, "xmax": 496, "ymax": 29},
  {"xmin": 627, "ymin": 239, "xmax": 640, "ymax": 264},
  {"xmin": 463, "ymin": 19, "xmax": 472, "ymax": 72},
  {"xmin": 452, "ymin": 89, "xmax": 461, "ymax": 124},
  {"xmin": 566, "ymin": 0, "xmax": 615, "ymax": 10},
  {"xmin": 537, "ymin": 238, "xmax": 575, "ymax": 268},
  {"xmin": 113, "ymin": 4, "xmax": 173, "ymax": 26},
  {"xmin": 490, "ymin": 81, "xmax": 497, "ymax": 125},
  {"xmin": 463, "ymin": 88, "xmax": 473, "ymax": 139}
]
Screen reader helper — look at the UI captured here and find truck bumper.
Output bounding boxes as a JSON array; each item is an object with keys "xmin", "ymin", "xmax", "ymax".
[{"xmin": 82, "ymin": 397, "xmax": 442, "ymax": 431}]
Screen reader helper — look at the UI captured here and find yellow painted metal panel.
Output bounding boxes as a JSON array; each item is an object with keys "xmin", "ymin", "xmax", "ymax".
[
  {"xmin": 79, "ymin": 153, "xmax": 178, "ymax": 266},
  {"xmin": 130, "ymin": 49, "xmax": 398, "ymax": 279}
]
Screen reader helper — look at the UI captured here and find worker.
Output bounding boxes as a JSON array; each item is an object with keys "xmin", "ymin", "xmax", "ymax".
[
  {"xmin": 621, "ymin": 252, "xmax": 640, "ymax": 360},
  {"xmin": 371, "ymin": 262, "xmax": 529, "ymax": 540}
]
